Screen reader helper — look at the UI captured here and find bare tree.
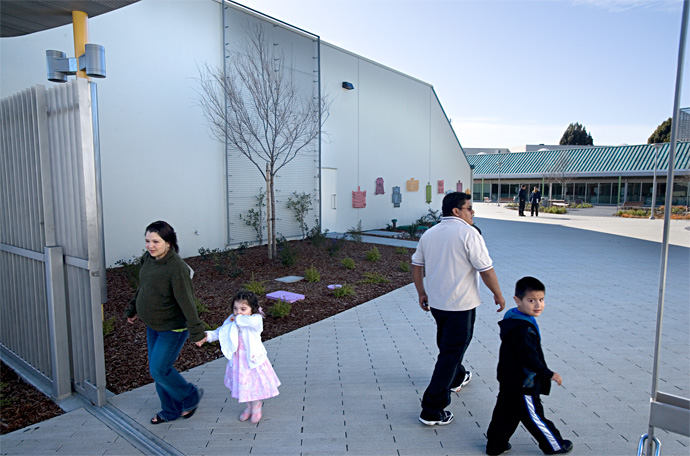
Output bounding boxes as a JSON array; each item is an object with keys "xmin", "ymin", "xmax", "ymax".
[
  {"xmin": 546, "ymin": 151, "xmax": 575, "ymax": 201},
  {"xmin": 197, "ymin": 24, "xmax": 328, "ymax": 259}
]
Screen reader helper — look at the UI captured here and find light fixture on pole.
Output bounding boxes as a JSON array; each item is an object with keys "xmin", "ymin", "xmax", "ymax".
[
  {"xmin": 649, "ymin": 144, "xmax": 662, "ymax": 220},
  {"xmin": 46, "ymin": 43, "xmax": 106, "ymax": 83},
  {"xmin": 496, "ymin": 161, "xmax": 503, "ymax": 206}
]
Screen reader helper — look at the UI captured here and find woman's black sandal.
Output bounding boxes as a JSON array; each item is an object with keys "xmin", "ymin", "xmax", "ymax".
[{"xmin": 150, "ymin": 413, "xmax": 166, "ymax": 425}]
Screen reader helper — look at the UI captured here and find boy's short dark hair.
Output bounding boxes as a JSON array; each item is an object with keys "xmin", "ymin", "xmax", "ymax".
[
  {"xmin": 514, "ymin": 276, "xmax": 545, "ymax": 299},
  {"xmin": 442, "ymin": 192, "xmax": 470, "ymax": 217}
]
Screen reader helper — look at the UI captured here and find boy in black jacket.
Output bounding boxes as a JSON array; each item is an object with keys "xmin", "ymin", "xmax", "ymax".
[{"xmin": 486, "ymin": 277, "xmax": 573, "ymax": 455}]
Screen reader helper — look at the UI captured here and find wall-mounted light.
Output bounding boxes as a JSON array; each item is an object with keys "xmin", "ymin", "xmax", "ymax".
[
  {"xmin": 46, "ymin": 43, "xmax": 106, "ymax": 83},
  {"xmin": 342, "ymin": 81, "xmax": 354, "ymax": 90}
]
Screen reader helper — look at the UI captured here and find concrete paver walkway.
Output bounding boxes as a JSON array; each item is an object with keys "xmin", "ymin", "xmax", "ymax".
[{"xmin": 2, "ymin": 204, "xmax": 689, "ymax": 455}]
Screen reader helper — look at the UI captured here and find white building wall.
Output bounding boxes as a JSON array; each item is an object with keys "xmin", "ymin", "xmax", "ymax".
[
  {"xmin": 1, "ymin": 0, "xmax": 471, "ymax": 263},
  {"xmin": 320, "ymin": 43, "xmax": 469, "ymax": 233},
  {"xmin": 1, "ymin": 0, "xmax": 228, "ymax": 265}
]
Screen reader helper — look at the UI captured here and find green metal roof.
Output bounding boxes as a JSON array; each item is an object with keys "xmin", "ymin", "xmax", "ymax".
[{"xmin": 467, "ymin": 142, "xmax": 690, "ymax": 178}]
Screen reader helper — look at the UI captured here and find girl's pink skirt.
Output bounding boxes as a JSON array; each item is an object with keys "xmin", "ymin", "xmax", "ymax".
[{"xmin": 224, "ymin": 337, "xmax": 280, "ymax": 403}]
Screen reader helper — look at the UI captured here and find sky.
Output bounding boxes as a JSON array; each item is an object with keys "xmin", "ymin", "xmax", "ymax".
[{"xmin": 242, "ymin": 0, "xmax": 689, "ymax": 149}]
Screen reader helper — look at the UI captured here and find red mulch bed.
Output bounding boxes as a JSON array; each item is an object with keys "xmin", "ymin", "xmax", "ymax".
[{"xmin": 1, "ymin": 238, "xmax": 413, "ymax": 434}]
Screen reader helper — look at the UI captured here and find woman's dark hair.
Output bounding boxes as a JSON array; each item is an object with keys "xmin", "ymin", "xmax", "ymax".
[
  {"xmin": 233, "ymin": 290, "xmax": 261, "ymax": 315},
  {"xmin": 441, "ymin": 192, "xmax": 470, "ymax": 217},
  {"xmin": 514, "ymin": 276, "xmax": 545, "ymax": 299},
  {"xmin": 145, "ymin": 220, "xmax": 179, "ymax": 253}
]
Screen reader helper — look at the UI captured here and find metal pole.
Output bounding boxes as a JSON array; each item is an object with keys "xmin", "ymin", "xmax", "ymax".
[
  {"xmin": 497, "ymin": 161, "xmax": 503, "ymax": 206},
  {"xmin": 649, "ymin": 144, "xmax": 661, "ymax": 220},
  {"xmin": 647, "ymin": 1, "xmax": 687, "ymax": 454}
]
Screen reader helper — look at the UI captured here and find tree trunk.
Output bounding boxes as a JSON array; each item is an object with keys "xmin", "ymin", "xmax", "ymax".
[
  {"xmin": 266, "ymin": 163, "xmax": 273, "ymax": 259},
  {"xmin": 270, "ymin": 166, "xmax": 277, "ymax": 259}
]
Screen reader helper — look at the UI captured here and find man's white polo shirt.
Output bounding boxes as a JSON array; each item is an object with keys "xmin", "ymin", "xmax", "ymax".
[{"xmin": 411, "ymin": 216, "xmax": 494, "ymax": 311}]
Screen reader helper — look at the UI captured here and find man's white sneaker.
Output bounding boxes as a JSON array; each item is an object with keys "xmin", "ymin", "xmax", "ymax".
[
  {"xmin": 450, "ymin": 371, "xmax": 472, "ymax": 393},
  {"xmin": 419, "ymin": 410, "xmax": 454, "ymax": 426}
]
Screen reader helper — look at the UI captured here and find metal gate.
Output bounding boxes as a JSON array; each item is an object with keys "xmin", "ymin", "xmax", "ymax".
[{"xmin": 0, "ymin": 78, "xmax": 107, "ymax": 406}]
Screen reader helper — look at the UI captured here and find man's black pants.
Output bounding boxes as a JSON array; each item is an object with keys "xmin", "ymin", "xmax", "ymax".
[
  {"xmin": 518, "ymin": 199, "xmax": 526, "ymax": 215},
  {"xmin": 420, "ymin": 307, "xmax": 475, "ymax": 420},
  {"xmin": 531, "ymin": 201, "xmax": 539, "ymax": 216}
]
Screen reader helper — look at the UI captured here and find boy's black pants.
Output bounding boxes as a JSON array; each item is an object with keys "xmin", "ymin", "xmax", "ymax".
[{"xmin": 486, "ymin": 391, "xmax": 567, "ymax": 454}]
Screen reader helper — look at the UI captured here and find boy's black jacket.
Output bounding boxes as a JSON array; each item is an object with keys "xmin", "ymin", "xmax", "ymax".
[{"xmin": 497, "ymin": 315, "xmax": 554, "ymax": 395}]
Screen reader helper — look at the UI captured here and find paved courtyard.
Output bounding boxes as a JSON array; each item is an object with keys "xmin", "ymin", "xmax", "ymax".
[{"xmin": 2, "ymin": 204, "xmax": 689, "ymax": 455}]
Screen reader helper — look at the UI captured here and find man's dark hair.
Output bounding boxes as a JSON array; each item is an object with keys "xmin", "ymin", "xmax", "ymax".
[
  {"xmin": 514, "ymin": 276, "xmax": 545, "ymax": 299},
  {"xmin": 441, "ymin": 192, "xmax": 470, "ymax": 217}
]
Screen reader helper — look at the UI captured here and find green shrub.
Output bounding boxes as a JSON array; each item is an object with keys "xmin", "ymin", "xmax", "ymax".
[
  {"xmin": 395, "ymin": 246, "xmax": 409, "ymax": 255},
  {"xmin": 360, "ymin": 272, "xmax": 389, "ymax": 284},
  {"xmin": 327, "ymin": 237, "xmax": 344, "ymax": 256},
  {"xmin": 286, "ymin": 191, "xmax": 313, "ymax": 240},
  {"xmin": 543, "ymin": 206, "xmax": 567, "ymax": 214},
  {"xmin": 334, "ymin": 284, "xmax": 356, "ymax": 298},
  {"xmin": 365, "ymin": 246, "xmax": 381, "ymax": 262},
  {"xmin": 0, "ymin": 382, "xmax": 13, "ymax": 407},
  {"xmin": 102, "ymin": 316, "xmax": 116, "ymax": 338},
  {"xmin": 198, "ymin": 247, "xmax": 213, "ymax": 261},
  {"xmin": 268, "ymin": 299, "xmax": 292, "ymax": 318},
  {"xmin": 304, "ymin": 265, "xmax": 320, "ymax": 283},
  {"xmin": 195, "ymin": 297, "xmax": 209, "ymax": 315},
  {"xmin": 114, "ymin": 254, "xmax": 144, "ymax": 291},
  {"xmin": 399, "ymin": 261, "xmax": 411, "ymax": 272},
  {"xmin": 242, "ymin": 273, "xmax": 267, "ymax": 295},
  {"xmin": 346, "ymin": 220, "xmax": 363, "ymax": 242},
  {"xmin": 341, "ymin": 257, "xmax": 356, "ymax": 269},
  {"xmin": 307, "ymin": 224, "xmax": 329, "ymax": 248},
  {"xmin": 212, "ymin": 248, "xmax": 243, "ymax": 277},
  {"xmin": 278, "ymin": 236, "xmax": 298, "ymax": 266}
]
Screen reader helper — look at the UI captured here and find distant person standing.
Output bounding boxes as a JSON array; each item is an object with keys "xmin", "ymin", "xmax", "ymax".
[
  {"xmin": 412, "ymin": 192, "xmax": 506, "ymax": 426},
  {"xmin": 530, "ymin": 186, "xmax": 542, "ymax": 217},
  {"xmin": 518, "ymin": 185, "xmax": 527, "ymax": 217}
]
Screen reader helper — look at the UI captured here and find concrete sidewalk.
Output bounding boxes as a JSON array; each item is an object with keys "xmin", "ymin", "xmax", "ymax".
[{"xmin": 2, "ymin": 205, "xmax": 689, "ymax": 455}]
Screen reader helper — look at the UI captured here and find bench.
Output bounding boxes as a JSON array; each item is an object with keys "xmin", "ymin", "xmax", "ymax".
[
  {"xmin": 499, "ymin": 197, "xmax": 514, "ymax": 204},
  {"xmin": 483, "ymin": 197, "xmax": 492, "ymax": 203},
  {"xmin": 550, "ymin": 199, "xmax": 567, "ymax": 208},
  {"xmin": 619, "ymin": 201, "xmax": 643, "ymax": 209}
]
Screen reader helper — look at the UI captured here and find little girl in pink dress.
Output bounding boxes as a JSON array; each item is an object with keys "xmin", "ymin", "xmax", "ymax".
[{"xmin": 196, "ymin": 291, "xmax": 280, "ymax": 423}]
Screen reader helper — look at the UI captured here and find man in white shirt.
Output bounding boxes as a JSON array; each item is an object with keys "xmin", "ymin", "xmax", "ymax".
[{"xmin": 412, "ymin": 192, "xmax": 506, "ymax": 426}]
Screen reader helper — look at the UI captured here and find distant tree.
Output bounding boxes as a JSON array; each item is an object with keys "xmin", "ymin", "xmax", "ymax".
[
  {"xmin": 559, "ymin": 122, "xmax": 593, "ymax": 146},
  {"xmin": 546, "ymin": 150, "xmax": 575, "ymax": 201},
  {"xmin": 648, "ymin": 118, "xmax": 671, "ymax": 144}
]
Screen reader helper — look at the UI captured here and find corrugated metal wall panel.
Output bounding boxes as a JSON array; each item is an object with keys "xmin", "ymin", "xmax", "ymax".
[{"xmin": 224, "ymin": 5, "xmax": 320, "ymax": 246}]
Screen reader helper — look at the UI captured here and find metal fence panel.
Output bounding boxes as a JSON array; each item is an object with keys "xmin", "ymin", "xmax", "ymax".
[{"xmin": 0, "ymin": 79, "xmax": 106, "ymax": 405}]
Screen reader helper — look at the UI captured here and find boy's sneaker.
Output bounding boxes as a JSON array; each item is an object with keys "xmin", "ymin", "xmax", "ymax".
[
  {"xmin": 419, "ymin": 410, "xmax": 454, "ymax": 426},
  {"xmin": 543, "ymin": 440, "xmax": 573, "ymax": 455},
  {"xmin": 486, "ymin": 443, "xmax": 512, "ymax": 455},
  {"xmin": 450, "ymin": 371, "xmax": 472, "ymax": 392}
]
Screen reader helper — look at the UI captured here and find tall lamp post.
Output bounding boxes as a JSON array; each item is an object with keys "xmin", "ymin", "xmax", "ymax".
[
  {"xmin": 496, "ymin": 161, "xmax": 504, "ymax": 206},
  {"xmin": 649, "ymin": 144, "xmax": 662, "ymax": 220}
]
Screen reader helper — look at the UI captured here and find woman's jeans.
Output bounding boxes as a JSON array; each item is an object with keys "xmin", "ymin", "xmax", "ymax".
[{"xmin": 146, "ymin": 327, "xmax": 200, "ymax": 421}]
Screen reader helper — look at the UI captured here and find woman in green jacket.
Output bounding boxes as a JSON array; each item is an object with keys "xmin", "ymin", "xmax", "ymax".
[{"xmin": 125, "ymin": 221, "xmax": 205, "ymax": 424}]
